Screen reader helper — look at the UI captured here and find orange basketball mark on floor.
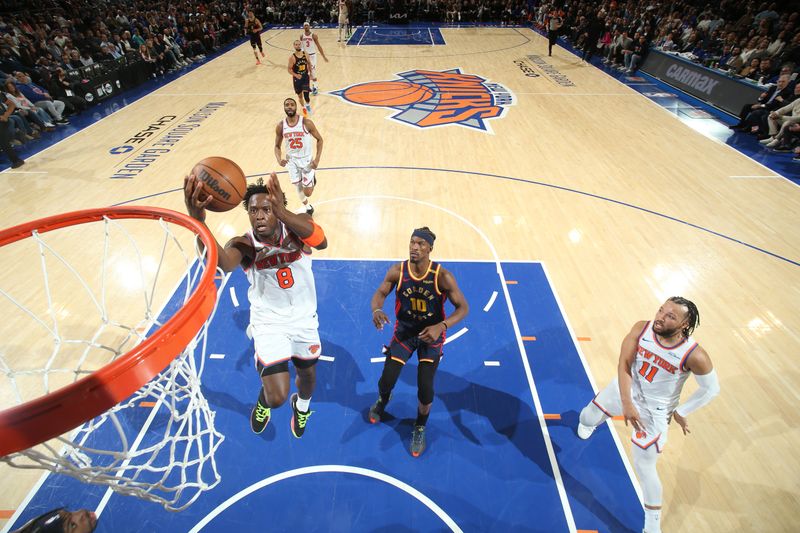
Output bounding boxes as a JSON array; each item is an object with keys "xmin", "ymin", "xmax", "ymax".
[
  {"xmin": 522, "ymin": 336, "xmax": 537, "ymax": 341},
  {"xmin": 543, "ymin": 414, "xmax": 561, "ymax": 420},
  {"xmin": 139, "ymin": 401, "xmax": 157, "ymax": 408},
  {"xmin": 577, "ymin": 530, "xmax": 599, "ymax": 533},
  {"xmin": 505, "ymin": 280, "xmax": 518, "ymax": 284},
  {"xmin": 0, "ymin": 510, "xmax": 15, "ymax": 519},
  {"xmin": 577, "ymin": 337, "xmax": 592, "ymax": 341}
]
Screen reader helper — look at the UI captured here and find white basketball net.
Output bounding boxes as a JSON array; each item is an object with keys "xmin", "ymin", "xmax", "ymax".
[{"xmin": 0, "ymin": 212, "xmax": 225, "ymax": 511}]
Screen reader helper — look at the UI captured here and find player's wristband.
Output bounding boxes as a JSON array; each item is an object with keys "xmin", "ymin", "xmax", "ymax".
[
  {"xmin": 442, "ymin": 320, "xmax": 448, "ymax": 330},
  {"xmin": 372, "ymin": 309, "xmax": 382, "ymax": 314},
  {"xmin": 301, "ymin": 221, "xmax": 325, "ymax": 247}
]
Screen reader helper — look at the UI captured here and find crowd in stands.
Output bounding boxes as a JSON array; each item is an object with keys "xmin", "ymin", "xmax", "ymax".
[
  {"xmin": 536, "ymin": 0, "xmax": 800, "ymax": 160},
  {"xmin": 0, "ymin": 0, "xmax": 245, "ymax": 167},
  {"xmin": 2, "ymin": 0, "xmax": 799, "ymax": 165},
  {"xmin": 245, "ymin": 0, "xmax": 532, "ymax": 26}
]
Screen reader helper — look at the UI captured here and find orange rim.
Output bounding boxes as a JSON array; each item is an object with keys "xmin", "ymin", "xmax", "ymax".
[{"xmin": 0, "ymin": 207, "xmax": 219, "ymax": 457}]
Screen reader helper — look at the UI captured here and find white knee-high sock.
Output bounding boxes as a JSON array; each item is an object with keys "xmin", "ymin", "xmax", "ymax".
[
  {"xmin": 633, "ymin": 444, "xmax": 663, "ymax": 533},
  {"xmin": 296, "ymin": 184, "xmax": 307, "ymax": 204}
]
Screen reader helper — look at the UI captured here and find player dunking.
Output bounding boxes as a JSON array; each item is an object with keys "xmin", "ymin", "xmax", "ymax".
[
  {"xmin": 275, "ymin": 97, "xmax": 323, "ymax": 215},
  {"xmin": 184, "ymin": 171, "xmax": 328, "ymax": 439},
  {"xmin": 368, "ymin": 227, "xmax": 469, "ymax": 457},
  {"xmin": 577, "ymin": 297, "xmax": 720, "ymax": 533},
  {"xmin": 300, "ymin": 22, "xmax": 328, "ymax": 96},
  {"xmin": 288, "ymin": 40, "xmax": 312, "ymax": 116},
  {"xmin": 244, "ymin": 10, "xmax": 264, "ymax": 65},
  {"xmin": 338, "ymin": 0, "xmax": 349, "ymax": 42}
]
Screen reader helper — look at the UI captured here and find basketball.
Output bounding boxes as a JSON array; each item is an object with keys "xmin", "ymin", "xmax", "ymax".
[
  {"xmin": 191, "ymin": 157, "xmax": 247, "ymax": 212},
  {"xmin": 343, "ymin": 81, "xmax": 435, "ymax": 107}
]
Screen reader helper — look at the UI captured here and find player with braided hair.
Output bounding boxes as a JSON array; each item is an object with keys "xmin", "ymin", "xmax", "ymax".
[
  {"xmin": 368, "ymin": 227, "xmax": 469, "ymax": 457},
  {"xmin": 576, "ymin": 297, "xmax": 719, "ymax": 533}
]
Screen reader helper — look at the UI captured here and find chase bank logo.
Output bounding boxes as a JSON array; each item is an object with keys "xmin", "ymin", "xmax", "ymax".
[
  {"xmin": 109, "ymin": 145, "xmax": 134, "ymax": 155},
  {"xmin": 330, "ymin": 68, "xmax": 515, "ymax": 133}
]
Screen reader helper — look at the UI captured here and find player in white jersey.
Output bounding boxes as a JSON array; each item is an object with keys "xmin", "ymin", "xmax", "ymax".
[
  {"xmin": 275, "ymin": 97, "xmax": 323, "ymax": 215},
  {"xmin": 576, "ymin": 297, "xmax": 720, "ymax": 533},
  {"xmin": 300, "ymin": 22, "xmax": 328, "ymax": 95},
  {"xmin": 183, "ymin": 170, "xmax": 328, "ymax": 439},
  {"xmin": 338, "ymin": 0, "xmax": 349, "ymax": 42}
]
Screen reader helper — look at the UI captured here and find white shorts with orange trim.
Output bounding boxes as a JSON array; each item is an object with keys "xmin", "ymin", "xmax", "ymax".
[
  {"xmin": 287, "ymin": 155, "xmax": 315, "ymax": 188},
  {"xmin": 592, "ymin": 378, "xmax": 670, "ymax": 452},
  {"xmin": 252, "ymin": 322, "xmax": 321, "ymax": 368}
]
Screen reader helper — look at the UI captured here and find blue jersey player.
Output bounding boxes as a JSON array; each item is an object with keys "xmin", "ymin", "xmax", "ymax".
[{"xmin": 368, "ymin": 227, "xmax": 469, "ymax": 457}]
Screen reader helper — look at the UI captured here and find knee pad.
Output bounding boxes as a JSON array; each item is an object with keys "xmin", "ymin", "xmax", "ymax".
[
  {"xmin": 378, "ymin": 357, "xmax": 404, "ymax": 394},
  {"xmin": 258, "ymin": 360, "xmax": 289, "ymax": 377},
  {"xmin": 417, "ymin": 361, "xmax": 437, "ymax": 405}
]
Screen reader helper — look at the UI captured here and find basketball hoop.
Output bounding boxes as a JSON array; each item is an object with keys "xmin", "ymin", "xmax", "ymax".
[{"xmin": 0, "ymin": 206, "xmax": 225, "ymax": 511}]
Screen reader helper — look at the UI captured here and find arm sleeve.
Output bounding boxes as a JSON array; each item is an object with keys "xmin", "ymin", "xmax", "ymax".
[{"xmin": 675, "ymin": 369, "xmax": 720, "ymax": 417}]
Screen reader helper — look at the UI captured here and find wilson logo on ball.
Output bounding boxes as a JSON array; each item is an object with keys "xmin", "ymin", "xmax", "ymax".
[
  {"xmin": 330, "ymin": 68, "xmax": 516, "ymax": 133},
  {"xmin": 197, "ymin": 170, "xmax": 232, "ymax": 200}
]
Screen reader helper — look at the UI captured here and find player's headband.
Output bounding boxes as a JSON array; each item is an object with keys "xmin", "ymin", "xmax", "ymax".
[{"xmin": 411, "ymin": 229, "xmax": 434, "ymax": 247}]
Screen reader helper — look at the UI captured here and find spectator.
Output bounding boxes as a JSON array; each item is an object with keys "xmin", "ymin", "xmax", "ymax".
[
  {"xmin": 13, "ymin": 70, "xmax": 68, "ymax": 124},
  {"xmin": 761, "ymin": 83, "xmax": 800, "ymax": 147},
  {"xmin": 731, "ymin": 74, "xmax": 794, "ymax": 133},
  {"xmin": 754, "ymin": 56, "xmax": 777, "ymax": 84},
  {"xmin": 738, "ymin": 57, "xmax": 762, "ymax": 80},
  {"xmin": 768, "ymin": 30, "xmax": 789, "ymax": 57},
  {"xmin": 48, "ymin": 67, "xmax": 88, "ymax": 115},
  {"xmin": 625, "ymin": 35, "xmax": 648, "ymax": 74},
  {"xmin": 0, "ymin": 93, "xmax": 26, "ymax": 168},
  {"xmin": 4, "ymin": 79, "xmax": 56, "ymax": 131}
]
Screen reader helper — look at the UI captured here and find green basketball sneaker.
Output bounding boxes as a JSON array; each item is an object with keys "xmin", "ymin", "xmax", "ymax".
[
  {"xmin": 290, "ymin": 393, "xmax": 313, "ymax": 438},
  {"xmin": 250, "ymin": 389, "xmax": 271, "ymax": 434}
]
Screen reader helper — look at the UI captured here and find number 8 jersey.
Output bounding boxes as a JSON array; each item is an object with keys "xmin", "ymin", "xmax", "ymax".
[
  {"xmin": 242, "ymin": 223, "xmax": 318, "ymax": 328},
  {"xmin": 631, "ymin": 321, "xmax": 698, "ymax": 411}
]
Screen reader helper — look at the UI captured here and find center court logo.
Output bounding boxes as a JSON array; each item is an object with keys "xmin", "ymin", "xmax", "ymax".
[{"xmin": 331, "ymin": 68, "xmax": 515, "ymax": 133}]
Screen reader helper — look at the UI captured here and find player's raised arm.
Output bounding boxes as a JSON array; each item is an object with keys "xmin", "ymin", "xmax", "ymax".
[
  {"xmin": 183, "ymin": 173, "xmax": 246, "ymax": 272},
  {"xmin": 371, "ymin": 263, "xmax": 401, "ymax": 329},
  {"xmin": 265, "ymin": 172, "xmax": 327, "ymax": 249}
]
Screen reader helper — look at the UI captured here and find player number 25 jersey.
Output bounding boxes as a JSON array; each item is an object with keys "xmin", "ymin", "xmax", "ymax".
[{"xmin": 282, "ymin": 116, "xmax": 312, "ymax": 159}]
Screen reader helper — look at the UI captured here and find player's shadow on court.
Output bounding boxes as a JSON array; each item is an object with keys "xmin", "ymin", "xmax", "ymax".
[
  {"xmin": 549, "ymin": 410, "xmax": 640, "ymax": 533},
  {"xmin": 422, "ymin": 364, "xmax": 557, "ymax": 478},
  {"xmin": 200, "ymin": 312, "xmax": 280, "ymax": 442}
]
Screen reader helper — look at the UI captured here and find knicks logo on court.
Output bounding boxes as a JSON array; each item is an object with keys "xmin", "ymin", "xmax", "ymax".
[{"xmin": 331, "ymin": 68, "xmax": 515, "ymax": 133}]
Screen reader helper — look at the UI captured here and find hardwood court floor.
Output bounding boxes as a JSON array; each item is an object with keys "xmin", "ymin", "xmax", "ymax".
[{"xmin": 1, "ymin": 27, "xmax": 798, "ymax": 532}]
